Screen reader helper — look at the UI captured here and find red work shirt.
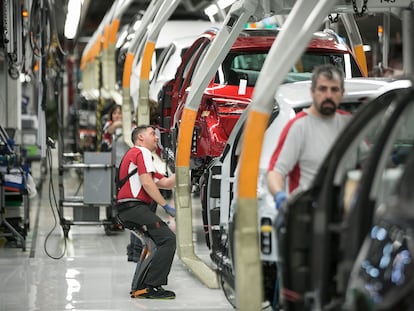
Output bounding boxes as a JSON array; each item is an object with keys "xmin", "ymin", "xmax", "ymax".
[{"xmin": 117, "ymin": 146, "xmax": 164, "ymax": 204}]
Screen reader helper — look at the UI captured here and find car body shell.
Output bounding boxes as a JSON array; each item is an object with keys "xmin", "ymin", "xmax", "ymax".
[
  {"xmin": 158, "ymin": 28, "xmax": 365, "ymax": 171},
  {"xmin": 149, "ymin": 35, "xmax": 202, "ymax": 102},
  {"xmin": 341, "ymin": 83, "xmax": 414, "ymax": 311},
  {"xmin": 201, "ymin": 77, "xmax": 404, "ymax": 309},
  {"xmin": 275, "ymin": 79, "xmax": 413, "ymax": 310},
  {"xmin": 116, "ymin": 19, "xmax": 219, "ymax": 108}
]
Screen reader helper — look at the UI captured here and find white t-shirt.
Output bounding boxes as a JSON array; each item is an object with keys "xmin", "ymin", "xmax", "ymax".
[{"xmin": 268, "ymin": 108, "xmax": 351, "ymax": 194}]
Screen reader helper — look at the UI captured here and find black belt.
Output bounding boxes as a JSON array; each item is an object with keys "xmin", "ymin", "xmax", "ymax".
[{"xmin": 116, "ymin": 200, "xmax": 147, "ymax": 213}]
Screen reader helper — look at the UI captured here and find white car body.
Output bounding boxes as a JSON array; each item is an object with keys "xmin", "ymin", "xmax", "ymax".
[
  {"xmin": 149, "ymin": 35, "xmax": 206, "ymax": 102},
  {"xmin": 203, "ymin": 77, "xmax": 395, "ymax": 262},
  {"xmin": 129, "ymin": 20, "xmax": 221, "ymax": 108}
]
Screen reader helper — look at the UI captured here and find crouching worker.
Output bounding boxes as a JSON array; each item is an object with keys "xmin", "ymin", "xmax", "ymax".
[{"xmin": 116, "ymin": 125, "xmax": 176, "ymax": 299}]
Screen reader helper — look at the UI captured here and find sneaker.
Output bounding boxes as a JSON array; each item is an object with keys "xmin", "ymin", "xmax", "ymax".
[{"xmin": 131, "ymin": 286, "xmax": 176, "ymax": 299}]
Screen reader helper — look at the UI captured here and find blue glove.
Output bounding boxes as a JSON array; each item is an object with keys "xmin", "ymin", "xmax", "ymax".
[
  {"xmin": 163, "ymin": 204, "xmax": 176, "ymax": 217},
  {"xmin": 274, "ymin": 191, "xmax": 287, "ymax": 210}
]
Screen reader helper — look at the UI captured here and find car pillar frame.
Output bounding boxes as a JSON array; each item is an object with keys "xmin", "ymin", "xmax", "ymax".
[
  {"xmin": 120, "ymin": 0, "xmax": 165, "ymax": 147},
  {"xmin": 340, "ymin": 13, "xmax": 368, "ymax": 76},
  {"xmin": 237, "ymin": 1, "xmax": 337, "ymax": 309},
  {"xmin": 135, "ymin": 0, "xmax": 182, "ymax": 126},
  {"xmin": 101, "ymin": 0, "xmax": 137, "ymax": 97}
]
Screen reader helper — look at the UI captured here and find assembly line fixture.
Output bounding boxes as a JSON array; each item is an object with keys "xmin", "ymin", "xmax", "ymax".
[{"xmin": 174, "ymin": 0, "xmax": 414, "ymax": 310}]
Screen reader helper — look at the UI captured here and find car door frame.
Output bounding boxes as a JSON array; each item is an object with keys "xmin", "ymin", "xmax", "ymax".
[{"xmin": 278, "ymin": 83, "xmax": 412, "ymax": 310}]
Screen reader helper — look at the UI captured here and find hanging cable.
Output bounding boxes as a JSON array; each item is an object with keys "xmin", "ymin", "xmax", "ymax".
[
  {"xmin": 43, "ymin": 143, "xmax": 67, "ymax": 260},
  {"xmin": 29, "ymin": 0, "xmax": 51, "ymax": 58}
]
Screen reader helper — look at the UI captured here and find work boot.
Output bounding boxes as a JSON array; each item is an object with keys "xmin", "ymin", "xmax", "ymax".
[{"xmin": 130, "ymin": 286, "xmax": 176, "ymax": 299}]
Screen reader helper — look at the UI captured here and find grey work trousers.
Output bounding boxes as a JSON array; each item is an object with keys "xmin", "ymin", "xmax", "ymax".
[{"xmin": 117, "ymin": 202, "xmax": 176, "ymax": 287}]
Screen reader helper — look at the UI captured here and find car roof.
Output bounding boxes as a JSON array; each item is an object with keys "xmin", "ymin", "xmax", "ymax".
[
  {"xmin": 203, "ymin": 28, "xmax": 352, "ymax": 52},
  {"xmin": 275, "ymin": 78, "xmax": 394, "ymax": 109},
  {"xmin": 167, "ymin": 35, "xmax": 204, "ymax": 49},
  {"xmin": 306, "ymin": 30, "xmax": 350, "ymax": 52},
  {"xmin": 155, "ymin": 20, "xmax": 222, "ymax": 48}
]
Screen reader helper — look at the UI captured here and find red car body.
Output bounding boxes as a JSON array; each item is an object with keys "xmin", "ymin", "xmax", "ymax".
[{"xmin": 158, "ymin": 28, "xmax": 364, "ymax": 172}]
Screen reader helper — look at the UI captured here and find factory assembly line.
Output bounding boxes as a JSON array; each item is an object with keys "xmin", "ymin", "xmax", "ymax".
[{"xmin": 1, "ymin": 0, "xmax": 414, "ymax": 310}]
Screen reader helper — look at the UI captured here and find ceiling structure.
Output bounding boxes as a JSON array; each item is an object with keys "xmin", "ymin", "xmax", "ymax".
[
  {"xmin": 67, "ymin": 0, "xmax": 216, "ymax": 44},
  {"xmin": 51, "ymin": 0, "xmax": 402, "ymax": 61},
  {"xmin": 77, "ymin": 0, "xmax": 116, "ymax": 40}
]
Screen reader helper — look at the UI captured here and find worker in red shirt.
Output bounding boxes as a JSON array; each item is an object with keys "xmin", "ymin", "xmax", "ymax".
[{"xmin": 117, "ymin": 125, "xmax": 176, "ymax": 299}]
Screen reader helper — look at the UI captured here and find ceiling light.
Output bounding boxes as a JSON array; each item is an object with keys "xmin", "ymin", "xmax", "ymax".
[{"xmin": 64, "ymin": 0, "xmax": 83, "ymax": 39}]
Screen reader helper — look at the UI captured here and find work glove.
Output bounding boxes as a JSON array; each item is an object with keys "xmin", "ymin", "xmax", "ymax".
[
  {"xmin": 274, "ymin": 191, "xmax": 287, "ymax": 210},
  {"xmin": 163, "ymin": 204, "xmax": 176, "ymax": 217}
]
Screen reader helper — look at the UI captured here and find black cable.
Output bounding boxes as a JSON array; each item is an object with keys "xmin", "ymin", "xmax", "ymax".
[
  {"xmin": 43, "ymin": 145, "xmax": 67, "ymax": 259},
  {"xmin": 45, "ymin": 0, "xmax": 67, "ymax": 57},
  {"xmin": 29, "ymin": 0, "xmax": 51, "ymax": 58}
]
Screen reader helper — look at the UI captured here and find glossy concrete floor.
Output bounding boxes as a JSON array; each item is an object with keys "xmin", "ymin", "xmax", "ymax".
[{"xmin": 0, "ymin": 159, "xmax": 233, "ymax": 311}]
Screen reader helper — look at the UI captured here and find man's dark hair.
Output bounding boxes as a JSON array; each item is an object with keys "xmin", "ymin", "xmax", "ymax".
[
  {"xmin": 311, "ymin": 64, "xmax": 345, "ymax": 91},
  {"xmin": 131, "ymin": 125, "xmax": 154, "ymax": 144}
]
